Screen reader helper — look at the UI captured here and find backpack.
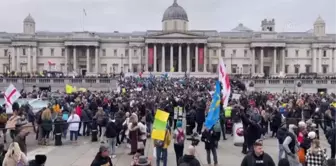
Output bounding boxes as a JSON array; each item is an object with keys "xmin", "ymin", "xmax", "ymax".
[
  {"xmin": 0, "ymin": 113, "xmax": 7, "ymax": 124},
  {"xmin": 213, "ymin": 121, "xmax": 221, "ymax": 133},
  {"xmin": 176, "ymin": 129, "xmax": 185, "ymax": 145}
]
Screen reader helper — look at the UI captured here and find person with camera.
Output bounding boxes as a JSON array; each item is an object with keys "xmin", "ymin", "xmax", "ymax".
[{"xmin": 178, "ymin": 145, "xmax": 201, "ymax": 166}]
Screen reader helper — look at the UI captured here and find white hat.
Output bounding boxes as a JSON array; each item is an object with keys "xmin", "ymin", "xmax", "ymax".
[
  {"xmin": 298, "ymin": 121, "xmax": 306, "ymax": 128},
  {"xmin": 308, "ymin": 131, "xmax": 316, "ymax": 139}
]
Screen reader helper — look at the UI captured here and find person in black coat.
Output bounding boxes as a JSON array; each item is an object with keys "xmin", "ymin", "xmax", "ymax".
[
  {"xmin": 270, "ymin": 109, "xmax": 282, "ymax": 137},
  {"xmin": 201, "ymin": 128, "xmax": 218, "ymax": 165},
  {"xmin": 53, "ymin": 114, "xmax": 64, "ymax": 146},
  {"xmin": 28, "ymin": 154, "xmax": 47, "ymax": 166},
  {"xmin": 195, "ymin": 103, "xmax": 205, "ymax": 135}
]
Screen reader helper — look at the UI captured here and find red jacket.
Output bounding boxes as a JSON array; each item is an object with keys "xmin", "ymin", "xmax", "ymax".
[{"xmin": 76, "ymin": 106, "xmax": 82, "ymax": 118}]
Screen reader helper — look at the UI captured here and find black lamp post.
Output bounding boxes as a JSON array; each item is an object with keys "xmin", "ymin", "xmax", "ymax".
[{"xmin": 8, "ymin": 51, "xmax": 11, "ymax": 74}]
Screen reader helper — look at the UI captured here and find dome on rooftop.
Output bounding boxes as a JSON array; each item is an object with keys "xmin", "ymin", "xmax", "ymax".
[
  {"xmin": 314, "ymin": 16, "xmax": 325, "ymax": 24},
  {"xmin": 162, "ymin": 0, "xmax": 188, "ymax": 22},
  {"xmin": 24, "ymin": 14, "xmax": 35, "ymax": 23},
  {"xmin": 231, "ymin": 23, "xmax": 253, "ymax": 32}
]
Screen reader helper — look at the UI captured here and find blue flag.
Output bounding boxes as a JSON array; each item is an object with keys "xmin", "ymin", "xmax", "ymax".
[{"xmin": 205, "ymin": 81, "xmax": 221, "ymax": 129}]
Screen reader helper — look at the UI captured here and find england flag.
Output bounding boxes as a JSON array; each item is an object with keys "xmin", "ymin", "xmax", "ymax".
[
  {"xmin": 5, "ymin": 84, "xmax": 21, "ymax": 113},
  {"xmin": 218, "ymin": 56, "xmax": 231, "ymax": 107}
]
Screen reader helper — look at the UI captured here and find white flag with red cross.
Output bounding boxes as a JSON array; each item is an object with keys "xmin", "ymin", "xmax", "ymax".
[
  {"xmin": 218, "ymin": 56, "xmax": 231, "ymax": 107},
  {"xmin": 5, "ymin": 84, "xmax": 21, "ymax": 113}
]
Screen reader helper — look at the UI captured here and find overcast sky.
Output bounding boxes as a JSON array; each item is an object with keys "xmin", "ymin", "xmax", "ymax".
[{"xmin": 0, "ymin": 0, "xmax": 335, "ymax": 33}]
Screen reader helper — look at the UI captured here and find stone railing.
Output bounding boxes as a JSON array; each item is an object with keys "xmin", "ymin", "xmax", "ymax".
[
  {"xmin": 0, "ymin": 78, "xmax": 117, "ymax": 84},
  {"xmin": 240, "ymin": 79, "xmax": 336, "ymax": 85}
]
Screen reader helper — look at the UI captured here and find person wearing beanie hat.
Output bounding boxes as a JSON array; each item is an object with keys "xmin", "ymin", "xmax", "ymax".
[
  {"xmin": 173, "ymin": 120, "xmax": 184, "ymax": 165},
  {"xmin": 91, "ymin": 145, "xmax": 113, "ymax": 166}
]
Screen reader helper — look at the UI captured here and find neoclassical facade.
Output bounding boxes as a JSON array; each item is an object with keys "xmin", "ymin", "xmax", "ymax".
[{"xmin": 0, "ymin": 0, "xmax": 335, "ymax": 77}]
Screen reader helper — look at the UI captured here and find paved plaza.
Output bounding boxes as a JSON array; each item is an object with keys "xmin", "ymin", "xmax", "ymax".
[{"xmin": 24, "ymin": 134, "xmax": 331, "ymax": 166}]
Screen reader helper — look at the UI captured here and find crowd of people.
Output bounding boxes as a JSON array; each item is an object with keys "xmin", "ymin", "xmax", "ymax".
[{"xmin": 0, "ymin": 76, "xmax": 335, "ymax": 166}]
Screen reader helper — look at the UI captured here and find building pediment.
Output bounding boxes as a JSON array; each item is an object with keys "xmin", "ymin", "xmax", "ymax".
[{"xmin": 147, "ymin": 32, "xmax": 206, "ymax": 39}]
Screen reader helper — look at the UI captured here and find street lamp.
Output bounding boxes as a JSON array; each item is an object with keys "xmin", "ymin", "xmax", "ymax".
[{"xmin": 8, "ymin": 51, "xmax": 11, "ymax": 74}]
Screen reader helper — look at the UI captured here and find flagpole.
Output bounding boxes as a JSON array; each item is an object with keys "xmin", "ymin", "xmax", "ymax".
[{"xmin": 82, "ymin": 9, "xmax": 85, "ymax": 31}]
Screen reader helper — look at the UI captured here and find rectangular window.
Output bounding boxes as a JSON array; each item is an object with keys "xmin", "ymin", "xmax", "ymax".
[
  {"xmin": 4, "ymin": 49, "xmax": 8, "ymax": 56},
  {"xmin": 322, "ymin": 65, "xmax": 328, "ymax": 73},
  {"xmin": 22, "ymin": 48, "xmax": 26, "ymax": 55},
  {"xmin": 305, "ymin": 65, "xmax": 311, "ymax": 73},
  {"xmin": 114, "ymin": 49, "xmax": 117, "ymax": 56},
  {"xmin": 306, "ymin": 50, "xmax": 310, "ymax": 57},
  {"xmin": 125, "ymin": 49, "xmax": 129, "ymax": 57},
  {"xmin": 295, "ymin": 50, "xmax": 299, "ymax": 57},
  {"xmin": 50, "ymin": 48, "xmax": 54, "ymax": 56},
  {"xmin": 61, "ymin": 49, "xmax": 65, "ymax": 56},
  {"xmin": 285, "ymin": 50, "xmax": 288, "ymax": 57},
  {"xmin": 221, "ymin": 50, "xmax": 225, "ymax": 57},
  {"xmin": 231, "ymin": 64, "xmax": 237, "ymax": 73},
  {"xmin": 39, "ymin": 48, "xmax": 43, "ymax": 56},
  {"xmin": 285, "ymin": 65, "xmax": 289, "ymax": 73},
  {"xmin": 213, "ymin": 50, "xmax": 216, "ymax": 57},
  {"xmin": 102, "ymin": 49, "xmax": 106, "ymax": 56},
  {"xmin": 232, "ymin": 49, "xmax": 236, "ymax": 57},
  {"xmin": 323, "ymin": 50, "xmax": 327, "ymax": 57},
  {"xmin": 294, "ymin": 65, "xmax": 300, "ymax": 74},
  {"xmin": 244, "ymin": 50, "xmax": 248, "ymax": 57},
  {"xmin": 134, "ymin": 49, "xmax": 137, "ymax": 56}
]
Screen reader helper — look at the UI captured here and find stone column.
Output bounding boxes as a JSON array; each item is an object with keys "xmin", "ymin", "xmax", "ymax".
[
  {"xmin": 154, "ymin": 44, "xmax": 157, "ymax": 72},
  {"xmin": 273, "ymin": 48, "xmax": 277, "ymax": 74},
  {"xmin": 26, "ymin": 47, "xmax": 31, "ymax": 73},
  {"xmin": 318, "ymin": 48, "xmax": 322, "ymax": 73},
  {"xmin": 260, "ymin": 48, "xmax": 264, "ymax": 74},
  {"xmin": 86, "ymin": 47, "xmax": 90, "ymax": 72},
  {"xmin": 217, "ymin": 48, "xmax": 221, "ymax": 72},
  {"xmin": 282, "ymin": 48, "xmax": 285, "ymax": 73},
  {"xmin": 12, "ymin": 47, "xmax": 16, "ymax": 71},
  {"xmin": 145, "ymin": 45, "xmax": 148, "ymax": 72},
  {"xmin": 64, "ymin": 47, "xmax": 68, "ymax": 74},
  {"xmin": 312, "ymin": 48, "xmax": 316, "ymax": 72},
  {"xmin": 95, "ymin": 47, "xmax": 99, "ymax": 73},
  {"xmin": 203, "ymin": 45, "xmax": 207, "ymax": 72},
  {"xmin": 333, "ymin": 48, "xmax": 336, "ymax": 73},
  {"xmin": 161, "ymin": 44, "xmax": 165, "ymax": 72},
  {"xmin": 187, "ymin": 44, "xmax": 190, "ymax": 72},
  {"xmin": 195, "ymin": 44, "xmax": 199, "ymax": 72},
  {"xmin": 251, "ymin": 48, "xmax": 255, "ymax": 74},
  {"xmin": 170, "ymin": 44, "xmax": 173, "ymax": 71},
  {"xmin": 73, "ymin": 47, "xmax": 77, "ymax": 72},
  {"xmin": 178, "ymin": 44, "xmax": 182, "ymax": 72},
  {"xmin": 129, "ymin": 48, "xmax": 133, "ymax": 72},
  {"xmin": 328, "ymin": 49, "xmax": 332, "ymax": 73},
  {"xmin": 33, "ymin": 47, "xmax": 37, "ymax": 72},
  {"xmin": 17, "ymin": 47, "xmax": 20, "ymax": 71}
]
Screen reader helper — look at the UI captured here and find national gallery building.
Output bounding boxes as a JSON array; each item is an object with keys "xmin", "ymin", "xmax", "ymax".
[{"xmin": 0, "ymin": 0, "xmax": 335, "ymax": 77}]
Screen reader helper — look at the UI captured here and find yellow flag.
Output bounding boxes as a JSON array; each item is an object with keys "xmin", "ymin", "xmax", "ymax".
[
  {"xmin": 79, "ymin": 88, "xmax": 87, "ymax": 92},
  {"xmin": 65, "ymin": 84, "xmax": 73, "ymax": 94},
  {"xmin": 170, "ymin": 67, "xmax": 175, "ymax": 72},
  {"xmin": 155, "ymin": 109, "xmax": 169, "ymax": 122},
  {"xmin": 151, "ymin": 129, "xmax": 166, "ymax": 141},
  {"xmin": 122, "ymin": 88, "xmax": 126, "ymax": 93}
]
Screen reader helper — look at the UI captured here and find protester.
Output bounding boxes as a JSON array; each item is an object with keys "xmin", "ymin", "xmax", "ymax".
[
  {"xmin": 154, "ymin": 125, "xmax": 171, "ymax": 166},
  {"xmin": 67, "ymin": 110, "xmax": 81, "ymax": 143},
  {"xmin": 201, "ymin": 127, "xmax": 219, "ymax": 166},
  {"xmin": 2, "ymin": 142, "xmax": 29, "ymax": 166},
  {"xmin": 178, "ymin": 145, "xmax": 201, "ymax": 166},
  {"xmin": 173, "ymin": 120, "xmax": 185, "ymax": 164},
  {"xmin": 90, "ymin": 145, "xmax": 113, "ymax": 166},
  {"xmin": 28, "ymin": 154, "xmax": 47, "ymax": 166},
  {"xmin": 41, "ymin": 108, "xmax": 53, "ymax": 145},
  {"xmin": 94, "ymin": 107, "xmax": 108, "ymax": 143},
  {"xmin": 282, "ymin": 124, "xmax": 300, "ymax": 166},
  {"xmin": 105, "ymin": 118, "xmax": 117, "ymax": 159},
  {"xmin": 240, "ymin": 141, "xmax": 276, "ymax": 166},
  {"xmin": 305, "ymin": 139, "xmax": 328, "ymax": 166}
]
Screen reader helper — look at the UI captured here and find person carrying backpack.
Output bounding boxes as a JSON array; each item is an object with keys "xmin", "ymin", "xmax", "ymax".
[
  {"xmin": 173, "ymin": 121, "xmax": 185, "ymax": 165},
  {"xmin": 154, "ymin": 125, "xmax": 171, "ymax": 166}
]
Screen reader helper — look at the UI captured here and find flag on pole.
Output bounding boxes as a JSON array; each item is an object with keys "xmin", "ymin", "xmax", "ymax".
[
  {"xmin": 218, "ymin": 55, "xmax": 231, "ymax": 107},
  {"xmin": 48, "ymin": 60, "xmax": 55, "ymax": 65},
  {"xmin": 5, "ymin": 84, "xmax": 21, "ymax": 113},
  {"xmin": 83, "ymin": 9, "xmax": 87, "ymax": 16},
  {"xmin": 204, "ymin": 81, "xmax": 221, "ymax": 129}
]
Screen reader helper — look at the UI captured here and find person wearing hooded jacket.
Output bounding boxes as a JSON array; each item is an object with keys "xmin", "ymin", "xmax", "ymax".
[{"xmin": 282, "ymin": 124, "xmax": 300, "ymax": 166}]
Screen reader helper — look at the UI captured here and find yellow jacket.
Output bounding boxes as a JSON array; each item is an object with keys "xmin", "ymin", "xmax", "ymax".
[{"xmin": 163, "ymin": 130, "xmax": 171, "ymax": 149}]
